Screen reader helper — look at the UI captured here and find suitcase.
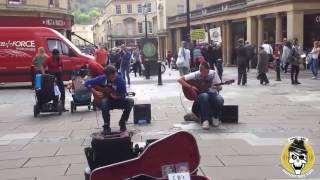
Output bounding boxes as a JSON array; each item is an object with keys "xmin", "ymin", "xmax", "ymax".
[
  {"xmin": 85, "ymin": 131, "xmax": 135, "ymax": 171},
  {"xmin": 90, "ymin": 131, "xmax": 210, "ymax": 180},
  {"xmin": 220, "ymin": 105, "xmax": 238, "ymax": 123},
  {"xmin": 134, "ymin": 104, "xmax": 151, "ymax": 124}
]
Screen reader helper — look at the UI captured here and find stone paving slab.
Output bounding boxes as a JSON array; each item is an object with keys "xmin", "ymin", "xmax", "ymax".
[
  {"xmin": 0, "ymin": 158, "xmax": 27, "ymax": 170},
  {"xmin": 0, "ymin": 164, "xmax": 68, "ymax": 180},
  {"xmin": 24, "ymin": 155, "xmax": 86, "ymax": 168},
  {"xmin": 201, "ymin": 165, "xmax": 320, "ymax": 180}
]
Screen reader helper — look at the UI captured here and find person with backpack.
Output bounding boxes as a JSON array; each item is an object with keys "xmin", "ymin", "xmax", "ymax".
[{"xmin": 176, "ymin": 41, "xmax": 191, "ymax": 76}]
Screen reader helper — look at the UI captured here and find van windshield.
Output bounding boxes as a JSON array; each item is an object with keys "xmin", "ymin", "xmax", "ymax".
[{"xmin": 62, "ymin": 36, "xmax": 83, "ymax": 55}]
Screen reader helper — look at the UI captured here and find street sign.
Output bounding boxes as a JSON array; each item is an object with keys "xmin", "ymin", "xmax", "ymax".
[
  {"xmin": 191, "ymin": 29, "xmax": 206, "ymax": 41},
  {"xmin": 210, "ymin": 27, "xmax": 222, "ymax": 43}
]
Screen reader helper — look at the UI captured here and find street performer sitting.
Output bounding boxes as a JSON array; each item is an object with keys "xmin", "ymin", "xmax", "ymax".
[
  {"xmin": 178, "ymin": 62, "xmax": 224, "ymax": 130},
  {"xmin": 85, "ymin": 66, "xmax": 134, "ymax": 134}
]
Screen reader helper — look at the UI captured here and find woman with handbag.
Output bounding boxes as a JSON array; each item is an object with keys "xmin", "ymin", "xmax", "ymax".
[{"xmin": 176, "ymin": 41, "xmax": 191, "ymax": 76}]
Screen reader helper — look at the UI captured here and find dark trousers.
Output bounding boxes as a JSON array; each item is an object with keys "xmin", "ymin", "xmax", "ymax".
[
  {"xmin": 99, "ymin": 97, "xmax": 134, "ymax": 128},
  {"xmin": 133, "ymin": 62, "xmax": 142, "ymax": 77},
  {"xmin": 291, "ymin": 65, "xmax": 300, "ymax": 83},
  {"xmin": 284, "ymin": 62, "xmax": 290, "ymax": 73},
  {"xmin": 50, "ymin": 72, "xmax": 65, "ymax": 108},
  {"xmin": 259, "ymin": 73, "xmax": 269, "ymax": 84},
  {"xmin": 276, "ymin": 60, "xmax": 281, "ymax": 81},
  {"xmin": 192, "ymin": 92, "xmax": 224, "ymax": 123},
  {"xmin": 216, "ymin": 62, "xmax": 223, "ymax": 80},
  {"xmin": 238, "ymin": 66, "xmax": 247, "ymax": 85}
]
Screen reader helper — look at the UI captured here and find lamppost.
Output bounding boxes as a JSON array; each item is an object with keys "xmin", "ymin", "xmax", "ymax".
[
  {"xmin": 143, "ymin": 3, "xmax": 148, "ymax": 38},
  {"xmin": 186, "ymin": 0, "xmax": 190, "ymax": 44}
]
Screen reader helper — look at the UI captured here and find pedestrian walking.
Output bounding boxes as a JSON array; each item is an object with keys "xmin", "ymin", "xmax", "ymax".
[
  {"xmin": 290, "ymin": 40, "xmax": 301, "ymax": 85},
  {"xmin": 42, "ymin": 49, "xmax": 67, "ymax": 111},
  {"xmin": 95, "ymin": 44, "xmax": 108, "ymax": 67},
  {"xmin": 119, "ymin": 45, "xmax": 132, "ymax": 85},
  {"xmin": 31, "ymin": 47, "xmax": 48, "ymax": 87},
  {"xmin": 132, "ymin": 46, "xmax": 142, "ymax": 77},
  {"xmin": 257, "ymin": 46, "xmax": 269, "ymax": 85},
  {"xmin": 273, "ymin": 43, "xmax": 282, "ymax": 81},
  {"xmin": 310, "ymin": 41, "xmax": 320, "ymax": 79},
  {"xmin": 236, "ymin": 39, "xmax": 248, "ymax": 85},
  {"xmin": 282, "ymin": 41, "xmax": 291, "ymax": 73},
  {"xmin": 176, "ymin": 41, "xmax": 191, "ymax": 76}
]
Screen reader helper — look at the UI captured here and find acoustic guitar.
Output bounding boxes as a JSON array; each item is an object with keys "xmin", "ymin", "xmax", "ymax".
[
  {"xmin": 90, "ymin": 131, "xmax": 201, "ymax": 180},
  {"xmin": 182, "ymin": 79, "xmax": 235, "ymax": 101}
]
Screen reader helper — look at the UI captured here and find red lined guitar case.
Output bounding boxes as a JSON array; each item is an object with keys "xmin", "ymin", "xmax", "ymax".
[{"xmin": 90, "ymin": 131, "xmax": 210, "ymax": 180}]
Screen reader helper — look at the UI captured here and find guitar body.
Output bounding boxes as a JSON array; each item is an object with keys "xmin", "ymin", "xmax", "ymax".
[
  {"xmin": 182, "ymin": 80, "xmax": 207, "ymax": 101},
  {"xmin": 182, "ymin": 79, "xmax": 235, "ymax": 101},
  {"xmin": 90, "ymin": 131, "xmax": 201, "ymax": 180},
  {"xmin": 91, "ymin": 85, "xmax": 114, "ymax": 105}
]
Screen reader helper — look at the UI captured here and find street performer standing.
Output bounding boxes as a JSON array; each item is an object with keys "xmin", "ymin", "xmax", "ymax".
[{"xmin": 178, "ymin": 62, "xmax": 224, "ymax": 130}]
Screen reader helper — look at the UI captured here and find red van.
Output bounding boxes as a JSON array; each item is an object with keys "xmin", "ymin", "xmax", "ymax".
[{"xmin": 0, "ymin": 27, "xmax": 93, "ymax": 83}]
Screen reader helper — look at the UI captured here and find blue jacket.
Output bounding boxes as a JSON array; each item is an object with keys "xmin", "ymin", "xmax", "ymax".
[{"xmin": 85, "ymin": 73, "xmax": 127, "ymax": 97}]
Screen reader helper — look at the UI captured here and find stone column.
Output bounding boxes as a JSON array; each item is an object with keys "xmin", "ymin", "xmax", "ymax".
[
  {"xmin": 257, "ymin": 15, "xmax": 264, "ymax": 46},
  {"xmin": 247, "ymin": 16, "xmax": 258, "ymax": 46},
  {"xmin": 166, "ymin": 30, "xmax": 173, "ymax": 53},
  {"xmin": 275, "ymin": 13, "xmax": 283, "ymax": 43},
  {"xmin": 287, "ymin": 10, "xmax": 304, "ymax": 48},
  {"xmin": 176, "ymin": 28, "xmax": 182, "ymax": 52},
  {"xmin": 226, "ymin": 20, "xmax": 232, "ymax": 66}
]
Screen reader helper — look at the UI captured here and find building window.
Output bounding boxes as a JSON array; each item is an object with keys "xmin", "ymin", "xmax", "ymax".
[
  {"xmin": 116, "ymin": 23, "xmax": 122, "ymax": 35},
  {"xmin": 196, "ymin": 4, "xmax": 203, "ymax": 9},
  {"xmin": 127, "ymin": 4, "xmax": 132, "ymax": 13},
  {"xmin": 138, "ymin": 22, "xmax": 143, "ymax": 34},
  {"xmin": 49, "ymin": 0, "xmax": 59, "ymax": 8},
  {"xmin": 147, "ymin": 3, "xmax": 152, "ymax": 13},
  {"xmin": 137, "ymin": 4, "xmax": 142, "ymax": 13},
  {"xmin": 116, "ymin": 4, "xmax": 121, "ymax": 14},
  {"xmin": 127, "ymin": 23, "xmax": 133, "ymax": 36},
  {"xmin": 8, "ymin": 0, "xmax": 25, "ymax": 5},
  {"xmin": 177, "ymin": 5, "xmax": 185, "ymax": 14},
  {"xmin": 148, "ymin": 21, "xmax": 152, "ymax": 34}
]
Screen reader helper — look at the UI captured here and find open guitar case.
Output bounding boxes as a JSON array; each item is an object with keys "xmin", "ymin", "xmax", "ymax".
[{"xmin": 89, "ymin": 131, "xmax": 210, "ymax": 180}]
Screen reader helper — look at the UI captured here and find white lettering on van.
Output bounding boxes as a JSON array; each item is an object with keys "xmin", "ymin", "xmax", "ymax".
[{"xmin": 0, "ymin": 40, "xmax": 36, "ymax": 48}]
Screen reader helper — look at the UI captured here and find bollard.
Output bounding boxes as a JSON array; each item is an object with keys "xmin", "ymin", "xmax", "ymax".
[
  {"xmin": 158, "ymin": 61, "xmax": 163, "ymax": 85},
  {"xmin": 145, "ymin": 59, "xmax": 150, "ymax": 80}
]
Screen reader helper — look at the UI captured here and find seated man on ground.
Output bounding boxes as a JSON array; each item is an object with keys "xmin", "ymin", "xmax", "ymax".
[
  {"xmin": 178, "ymin": 62, "xmax": 224, "ymax": 130},
  {"xmin": 85, "ymin": 66, "xmax": 134, "ymax": 134}
]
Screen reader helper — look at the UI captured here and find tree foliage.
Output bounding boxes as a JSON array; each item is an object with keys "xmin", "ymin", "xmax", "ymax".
[{"xmin": 72, "ymin": 0, "xmax": 104, "ymax": 24}]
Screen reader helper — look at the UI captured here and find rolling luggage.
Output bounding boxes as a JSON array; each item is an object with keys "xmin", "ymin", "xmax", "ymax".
[{"xmin": 90, "ymin": 131, "xmax": 210, "ymax": 180}]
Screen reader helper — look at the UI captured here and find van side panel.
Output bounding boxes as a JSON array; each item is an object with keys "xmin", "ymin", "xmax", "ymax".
[{"xmin": 0, "ymin": 30, "xmax": 39, "ymax": 82}]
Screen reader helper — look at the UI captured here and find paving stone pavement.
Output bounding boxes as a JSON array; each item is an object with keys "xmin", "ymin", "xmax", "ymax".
[{"xmin": 0, "ymin": 67, "xmax": 319, "ymax": 180}]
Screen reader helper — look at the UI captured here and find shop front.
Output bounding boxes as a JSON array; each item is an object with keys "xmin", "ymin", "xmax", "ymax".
[
  {"xmin": 304, "ymin": 13, "xmax": 320, "ymax": 51},
  {"xmin": 0, "ymin": 16, "xmax": 73, "ymax": 40}
]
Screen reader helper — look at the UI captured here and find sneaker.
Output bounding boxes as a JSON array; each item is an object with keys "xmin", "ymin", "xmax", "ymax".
[
  {"xmin": 312, "ymin": 76, "xmax": 317, "ymax": 80},
  {"xmin": 211, "ymin": 117, "xmax": 220, "ymax": 127},
  {"xmin": 202, "ymin": 120, "xmax": 210, "ymax": 130},
  {"xmin": 295, "ymin": 81, "xmax": 301, "ymax": 85}
]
